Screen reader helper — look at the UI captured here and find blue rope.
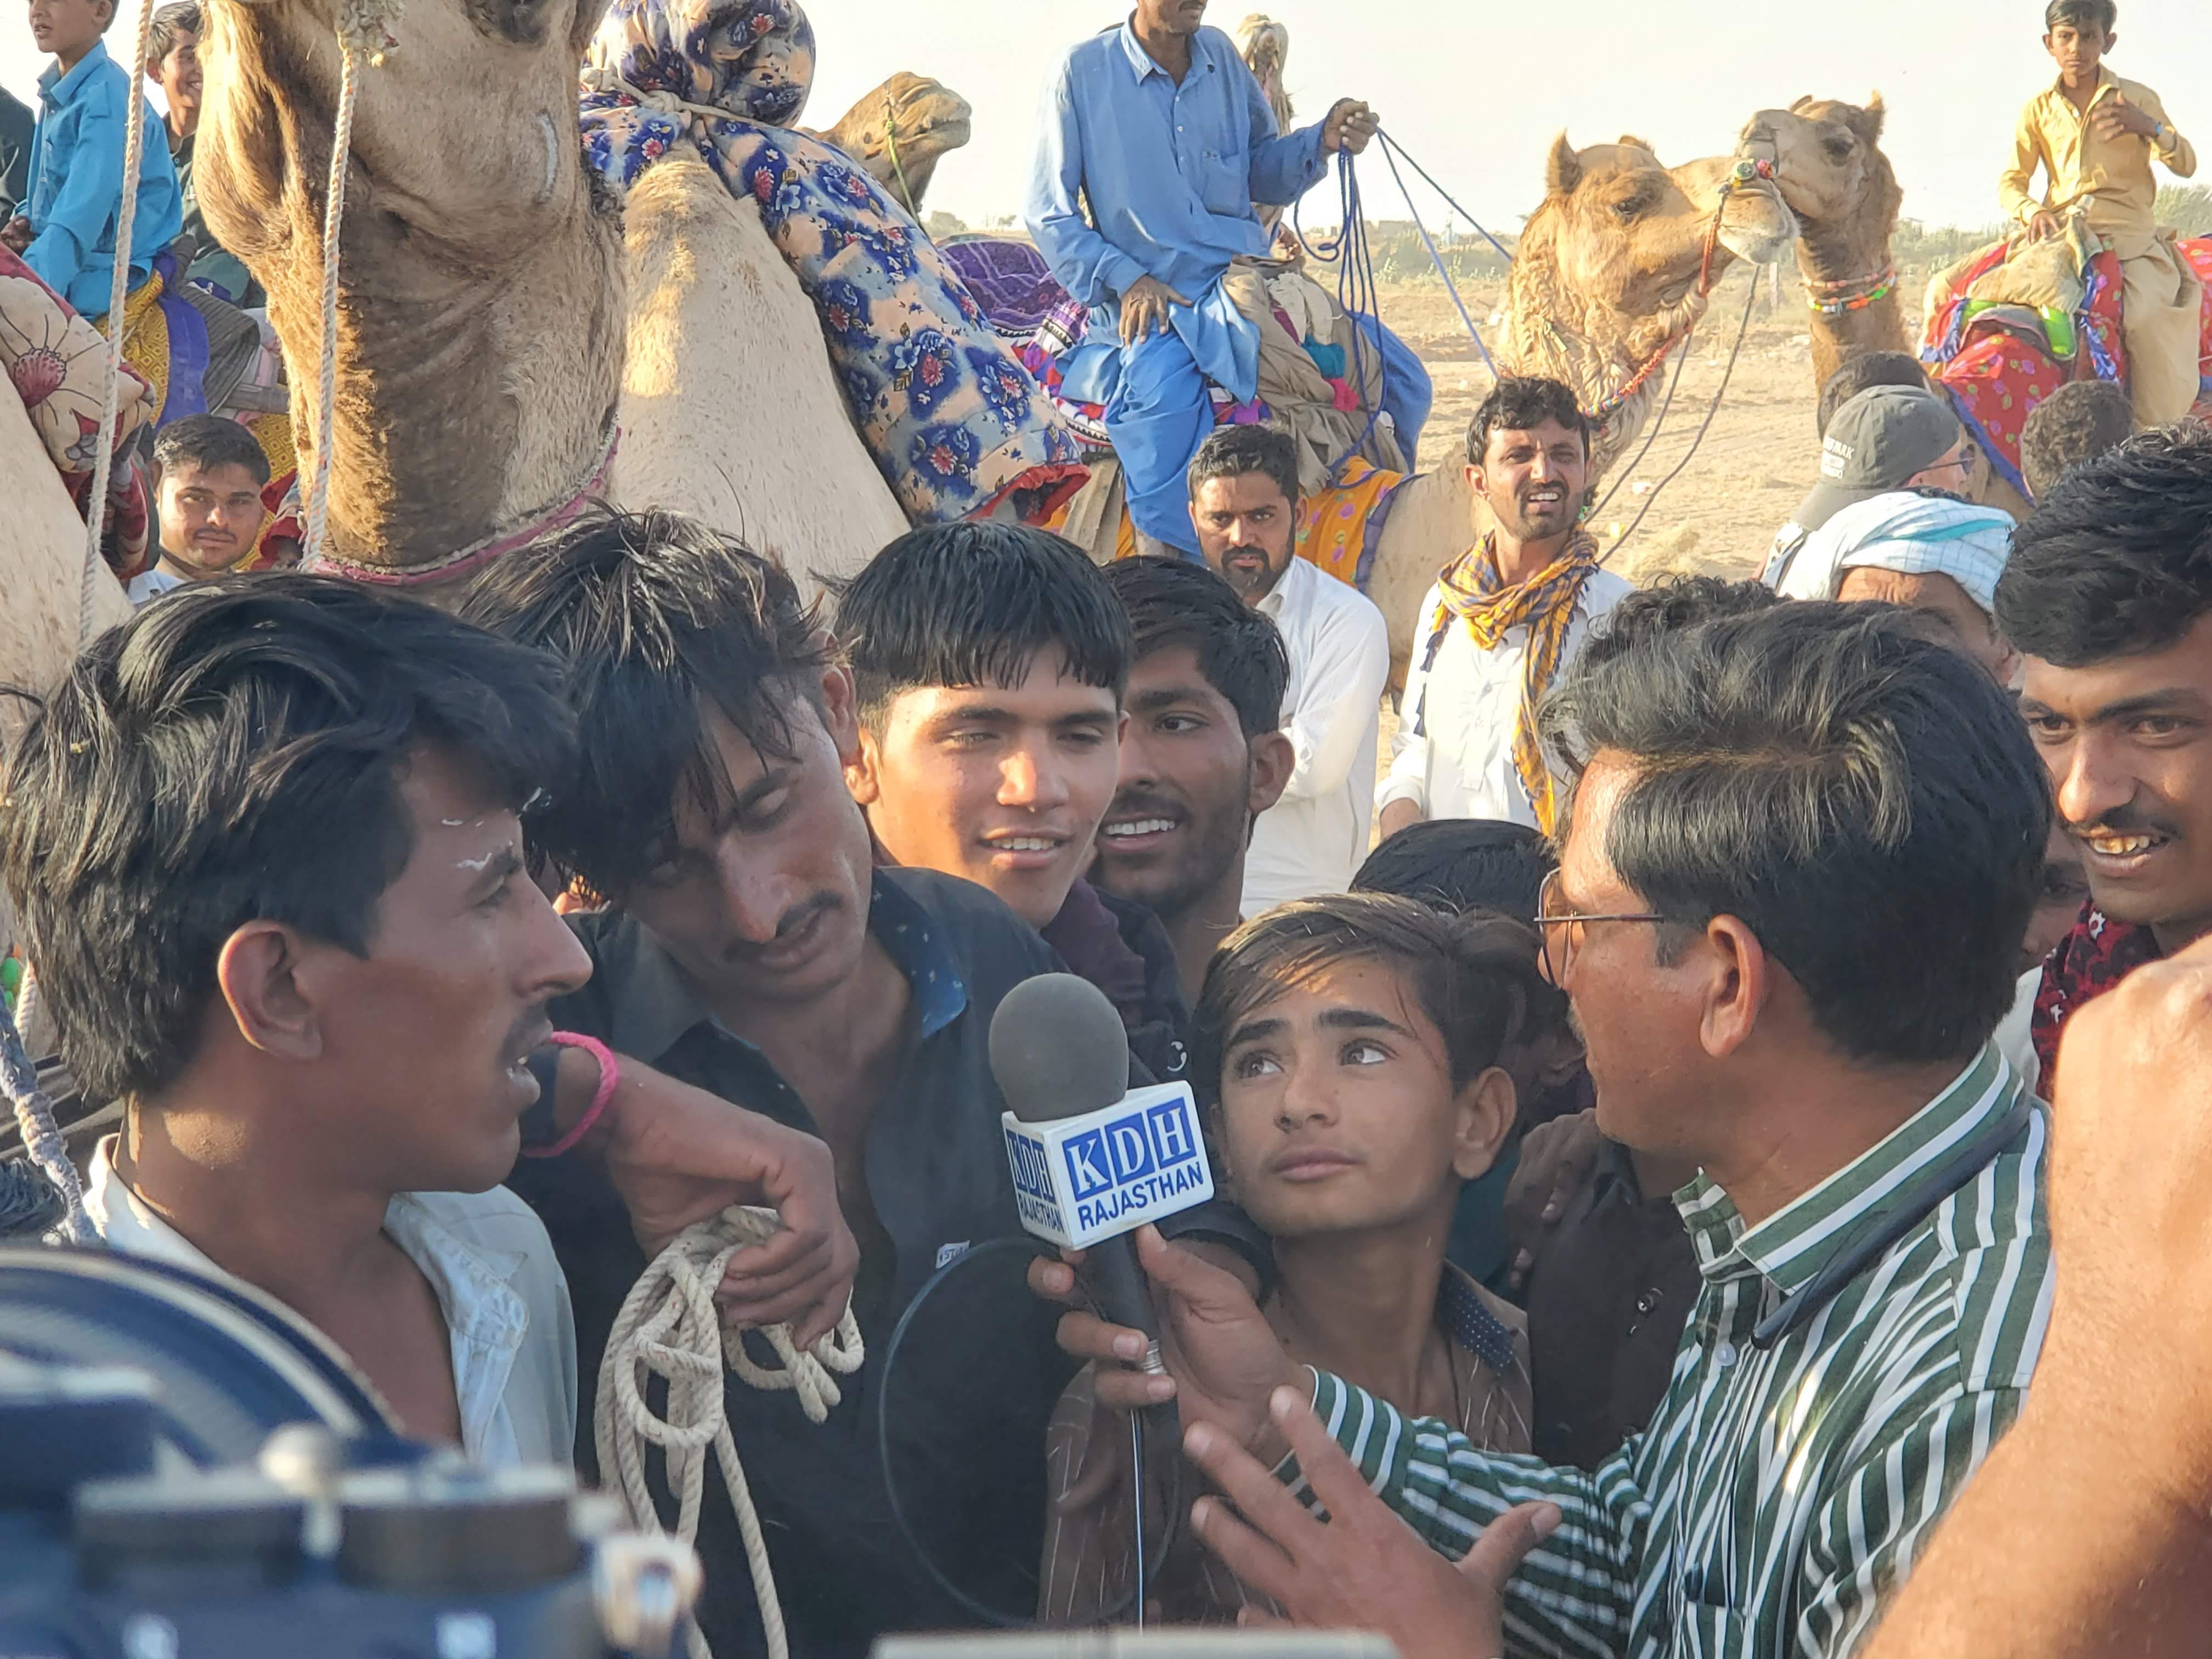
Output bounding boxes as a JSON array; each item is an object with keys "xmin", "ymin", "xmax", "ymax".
[
  {"xmin": 1378, "ymin": 132, "xmax": 1516, "ymax": 267},
  {"xmin": 1375, "ymin": 134, "xmax": 1496, "ymax": 377},
  {"xmin": 1325, "ymin": 149, "xmax": 1386, "ymax": 483}
]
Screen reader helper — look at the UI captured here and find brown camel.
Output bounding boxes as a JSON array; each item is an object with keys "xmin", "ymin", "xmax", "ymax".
[
  {"xmin": 812, "ymin": 72, "xmax": 972, "ymax": 216},
  {"xmin": 1742, "ymin": 97, "xmax": 1910, "ymax": 396}
]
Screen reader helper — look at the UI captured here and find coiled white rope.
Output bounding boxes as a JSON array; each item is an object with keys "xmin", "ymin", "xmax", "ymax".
[{"xmin": 595, "ymin": 1205, "xmax": 864, "ymax": 1659}]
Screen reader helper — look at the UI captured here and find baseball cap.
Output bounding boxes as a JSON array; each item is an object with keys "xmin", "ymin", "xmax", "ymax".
[{"xmin": 1786, "ymin": 385, "xmax": 1963, "ymax": 537}]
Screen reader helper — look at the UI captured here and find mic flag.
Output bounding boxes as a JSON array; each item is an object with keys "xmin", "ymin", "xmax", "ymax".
[{"xmin": 989, "ymin": 974, "xmax": 1215, "ymax": 1251}]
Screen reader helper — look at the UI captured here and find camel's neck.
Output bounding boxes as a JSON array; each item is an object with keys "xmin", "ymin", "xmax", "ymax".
[
  {"xmin": 1501, "ymin": 226, "xmax": 1703, "ymax": 483},
  {"xmin": 1792, "ymin": 167, "xmax": 1909, "ymax": 393},
  {"xmin": 195, "ymin": 7, "xmax": 625, "ymax": 583}
]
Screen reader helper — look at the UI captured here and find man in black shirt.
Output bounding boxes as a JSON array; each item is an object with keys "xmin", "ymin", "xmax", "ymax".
[{"xmin": 461, "ymin": 509, "xmax": 1257, "ymax": 1656}]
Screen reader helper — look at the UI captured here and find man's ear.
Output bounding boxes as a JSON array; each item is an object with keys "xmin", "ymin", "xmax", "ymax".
[
  {"xmin": 1451, "ymin": 1064, "xmax": 1519, "ymax": 1182},
  {"xmin": 844, "ymin": 721, "xmax": 885, "ymax": 808},
  {"xmin": 1248, "ymin": 729, "xmax": 1294, "ymax": 818},
  {"xmin": 214, "ymin": 922, "xmax": 326, "ymax": 1064},
  {"xmin": 1696, "ymin": 915, "xmax": 1771, "ymax": 1062},
  {"xmin": 1464, "ymin": 459, "xmax": 1487, "ymax": 500},
  {"xmin": 813, "ymin": 653, "xmax": 863, "ymax": 764}
]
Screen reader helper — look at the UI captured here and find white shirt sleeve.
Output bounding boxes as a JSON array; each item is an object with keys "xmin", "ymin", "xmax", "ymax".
[
  {"xmin": 1377, "ymin": 583, "xmax": 1445, "ymax": 815},
  {"xmin": 1278, "ymin": 591, "xmax": 1391, "ymax": 803}
]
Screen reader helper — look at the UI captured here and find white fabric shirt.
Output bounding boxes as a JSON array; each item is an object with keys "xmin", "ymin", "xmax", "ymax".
[
  {"xmin": 86, "ymin": 1139, "xmax": 577, "ymax": 1469},
  {"xmin": 1379, "ymin": 568, "xmax": 1632, "ymax": 826},
  {"xmin": 1242, "ymin": 555, "xmax": 1392, "ymax": 916},
  {"xmin": 1993, "ymin": 967, "xmax": 2045, "ymax": 1099},
  {"xmin": 126, "ymin": 567, "xmax": 187, "ymax": 606}
]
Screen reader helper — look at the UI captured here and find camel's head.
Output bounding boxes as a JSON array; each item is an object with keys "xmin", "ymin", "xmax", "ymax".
[
  {"xmin": 1741, "ymin": 95, "xmax": 1897, "ymax": 230},
  {"xmin": 1532, "ymin": 133, "xmax": 1796, "ymax": 317},
  {"xmin": 820, "ymin": 72, "xmax": 973, "ymax": 210}
]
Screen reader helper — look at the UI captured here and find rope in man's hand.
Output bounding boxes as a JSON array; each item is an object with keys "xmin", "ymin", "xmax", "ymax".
[{"xmin": 595, "ymin": 1205, "xmax": 865, "ymax": 1659}]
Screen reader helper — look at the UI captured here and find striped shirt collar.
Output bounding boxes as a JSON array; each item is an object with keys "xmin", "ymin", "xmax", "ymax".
[{"xmin": 1677, "ymin": 1042, "xmax": 2021, "ymax": 1296}]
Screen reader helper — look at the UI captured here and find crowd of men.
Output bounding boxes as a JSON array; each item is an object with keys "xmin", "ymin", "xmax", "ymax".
[{"xmin": 7, "ymin": 0, "xmax": 2212, "ymax": 1655}]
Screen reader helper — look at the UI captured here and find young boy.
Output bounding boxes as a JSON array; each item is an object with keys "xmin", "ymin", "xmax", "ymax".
[
  {"xmin": 1039, "ymin": 894, "xmax": 1537, "ymax": 1622},
  {"xmin": 128, "ymin": 414, "xmax": 269, "ymax": 603},
  {"xmin": 1999, "ymin": 0, "xmax": 2200, "ymax": 426},
  {"xmin": 8, "ymin": 0, "xmax": 182, "ymax": 318},
  {"xmin": 835, "ymin": 522, "xmax": 1189, "ymax": 1075}
]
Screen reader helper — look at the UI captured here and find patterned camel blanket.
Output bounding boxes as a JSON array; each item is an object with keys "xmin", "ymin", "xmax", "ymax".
[
  {"xmin": 1921, "ymin": 232, "xmax": 2212, "ymax": 495},
  {"xmin": 580, "ymin": 0, "xmax": 1085, "ymax": 526}
]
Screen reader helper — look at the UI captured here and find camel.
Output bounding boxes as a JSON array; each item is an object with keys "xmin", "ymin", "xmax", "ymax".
[
  {"xmin": 1040, "ymin": 131, "xmax": 1796, "ymax": 674},
  {"xmin": 812, "ymin": 72, "xmax": 972, "ymax": 216},
  {"xmin": 1740, "ymin": 98, "xmax": 1909, "ymax": 399},
  {"xmin": 189, "ymin": 0, "xmax": 935, "ymax": 598}
]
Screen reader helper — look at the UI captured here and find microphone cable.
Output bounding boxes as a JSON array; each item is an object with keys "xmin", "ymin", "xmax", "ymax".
[{"xmin": 874, "ymin": 1236, "xmax": 1182, "ymax": 1630}]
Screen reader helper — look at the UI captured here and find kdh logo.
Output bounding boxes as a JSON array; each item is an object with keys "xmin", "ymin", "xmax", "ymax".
[{"xmin": 1062, "ymin": 1099, "xmax": 1200, "ymax": 1201}]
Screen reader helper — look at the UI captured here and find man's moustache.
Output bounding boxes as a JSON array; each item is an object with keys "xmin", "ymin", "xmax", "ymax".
[{"xmin": 2069, "ymin": 805, "xmax": 2184, "ymax": 841}]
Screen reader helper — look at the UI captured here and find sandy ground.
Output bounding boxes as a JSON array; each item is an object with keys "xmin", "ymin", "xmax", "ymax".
[{"xmin": 1380, "ymin": 262, "xmax": 1859, "ymax": 582}]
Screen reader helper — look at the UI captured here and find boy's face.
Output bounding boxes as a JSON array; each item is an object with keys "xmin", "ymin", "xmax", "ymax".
[
  {"xmin": 623, "ymin": 678, "xmax": 881, "ymax": 1014},
  {"xmin": 157, "ymin": 460, "xmax": 265, "ymax": 578},
  {"xmin": 2046, "ymin": 21, "xmax": 2111, "ymax": 80},
  {"xmin": 1094, "ymin": 644, "xmax": 1289, "ymax": 927},
  {"xmin": 302, "ymin": 746, "xmax": 591, "ymax": 1194},
  {"xmin": 28, "ymin": 0, "xmax": 110, "ymax": 61},
  {"xmin": 849, "ymin": 647, "xmax": 1124, "ymax": 929},
  {"xmin": 1216, "ymin": 959, "xmax": 1511, "ymax": 1242},
  {"xmin": 153, "ymin": 22, "xmax": 201, "ymax": 120}
]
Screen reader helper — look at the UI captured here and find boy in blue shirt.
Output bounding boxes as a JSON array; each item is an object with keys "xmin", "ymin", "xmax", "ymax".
[{"xmin": 5, "ymin": 0, "xmax": 182, "ymax": 319}]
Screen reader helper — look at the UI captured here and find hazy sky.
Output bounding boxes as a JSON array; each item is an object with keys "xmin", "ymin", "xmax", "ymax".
[{"xmin": 7, "ymin": 0, "xmax": 2206, "ymax": 233}]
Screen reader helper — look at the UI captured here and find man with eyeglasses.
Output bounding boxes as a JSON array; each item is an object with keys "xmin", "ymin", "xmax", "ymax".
[
  {"xmin": 1034, "ymin": 601, "xmax": 2059, "ymax": 1659},
  {"xmin": 1763, "ymin": 384, "xmax": 1982, "ymax": 591}
]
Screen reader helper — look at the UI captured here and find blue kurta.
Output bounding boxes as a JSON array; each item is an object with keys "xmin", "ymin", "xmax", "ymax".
[
  {"xmin": 1024, "ymin": 21, "xmax": 1326, "ymax": 551},
  {"xmin": 26, "ymin": 42, "xmax": 182, "ymax": 318}
]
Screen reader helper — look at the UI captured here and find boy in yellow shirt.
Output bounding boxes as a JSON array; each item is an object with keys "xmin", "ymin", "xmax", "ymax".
[{"xmin": 1999, "ymin": 0, "xmax": 2200, "ymax": 426}]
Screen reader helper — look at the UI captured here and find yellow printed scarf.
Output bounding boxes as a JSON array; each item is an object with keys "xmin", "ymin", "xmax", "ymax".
[{"xmin": 1417, "ymin": 531, "xmax": 1599, "ymax": 834}]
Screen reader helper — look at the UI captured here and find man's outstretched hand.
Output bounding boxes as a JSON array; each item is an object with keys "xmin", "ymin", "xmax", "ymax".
[
  {"xmin": 1028, "ymin": 1222, "xmax": 1303, "ymax": 1452},
  {"xmin": 1184, "ymin": 1386, "xmax": 1559, "ymax": 1659},
  {"xmin": 563, "ymin": 1051, "xmax": 859, "ymax": 1348},
  {"xmin": 1322, "ymin": 100, "xmax": 1380, "ymax": 155}
]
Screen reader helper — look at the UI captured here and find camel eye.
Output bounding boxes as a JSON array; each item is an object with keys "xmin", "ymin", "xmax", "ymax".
[
  {"xmin": 1822, "ymin": 134, "xmax": 1854, "ymax": 160},
  {"xmin": 1611, "ymin": 196, "xmax": 1642, "ymax": 221}
]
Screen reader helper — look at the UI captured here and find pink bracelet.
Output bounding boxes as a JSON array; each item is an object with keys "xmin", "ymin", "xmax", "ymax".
[{"xmin": 521, "ymin": 1032, "xmax": 619, "ymax": 1160}]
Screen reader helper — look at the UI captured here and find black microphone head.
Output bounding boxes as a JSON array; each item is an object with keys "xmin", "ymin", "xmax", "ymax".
[{"xmin": 989, "ymin": 973, "xmax": 1131, "ymax": 1124}]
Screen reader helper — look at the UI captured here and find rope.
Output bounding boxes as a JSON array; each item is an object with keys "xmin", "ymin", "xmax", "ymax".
[
  {"xmin": 595, "ymin": 1205, "xmax": 864, "ymax": 1659},
  {"xmin": 1375, "ymin": 132, "xmax": 1495, "ymax": 377},
  {"xmin": 0, "ymin": 977, "xmax": 94, "ymax": 1246},
  {"xmin": 881, "ymin": 92, "xmax": 918, "ymax": 218},
  {"xmin": 1375, "ymin": 131, "xmax": 1515, "ymax": 267},
  {"xmin": 1600, "ymin": 269, "xmax": 1760, "ymax": 563},
  {"xmin": 78, "ymin": 0, "xmax": 161, "ymax": 648}
]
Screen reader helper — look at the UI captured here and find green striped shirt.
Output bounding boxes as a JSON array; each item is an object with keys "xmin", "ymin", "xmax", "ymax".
[{"xmin": 1299, "ymin": 1043, "xmax": 2052, "ymax": 1658}]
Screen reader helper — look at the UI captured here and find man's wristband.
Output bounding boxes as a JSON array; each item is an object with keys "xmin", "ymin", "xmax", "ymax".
[{"xmin": 519, "ymin": 1033, "xmax": 620, "ymax": 1159}]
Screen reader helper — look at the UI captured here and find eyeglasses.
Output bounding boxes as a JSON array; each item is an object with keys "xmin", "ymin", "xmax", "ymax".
[{"xmin": 1532, "ymin": 868, "xmax": 1672, "ymax": 985}]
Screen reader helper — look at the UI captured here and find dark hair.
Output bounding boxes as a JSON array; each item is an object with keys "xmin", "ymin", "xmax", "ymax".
[
  {"xmin": 1353, "ymin": 820, "xmax": 1555, "ymax": 924},
  {"xmin": 0, "ymin": 577, "xmax": 574, "ymax": 1104},
  {"xmin": 457, "ymin": 506, "xmax": 831, "ymax": 898},
  {"xmin": 2045, "ymin": 0, "xmax": 2117, "ymax": 32},
  {"xmin": 1581, "ymin": 575, "xmax": 1781, "ymax": 674},
  {"xmin": 1466, "ymin": 375, "xmax": 1592, "ymax": 466},
  {"xmin": 1542, "ymin": 602, "xmax": 2048, "ymax": 1064},
  {"xmin": 143, "ymin": 0, "xmax": 199, "ymax": 68},
  {"xmin": 1997, "ymin": 422, "xmax": 2212, "ymax": 667},
  {"xmin": 1816, "ymin": 351, "xmax": 1927, "ymax": 438},
  {"xmin": 1187, "ymin": 423, "xmax": 1302, "ymax": 510},
  {"xmin": 1194, "ymin": 895, "xmax": 1558, "ymax": 1096},
  {"xmin": 153, "ymin": 413, "xmax": 270, "ymax": 486},
  {"xmin": 833, "ymin": 522, "xmax": 1131, "ymax": 727},
  {"xmin": 2020, "ymin": 380, "xmax": 2135, "ymax": 501},
  {"xmin": 1104, "ymin": 556, "xmax": 1288, "ymax": 740}
]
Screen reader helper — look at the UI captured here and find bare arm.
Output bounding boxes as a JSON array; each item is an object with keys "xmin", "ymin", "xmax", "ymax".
[{"xmin": 1862, "ymin": 943, "xmax": 2212, "ymax": 1656}]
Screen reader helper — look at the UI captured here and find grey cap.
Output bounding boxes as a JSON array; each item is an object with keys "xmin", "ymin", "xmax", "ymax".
[{"xmin": 1786, "ymin": 385, "xmax": 1962, "ymax": 537}]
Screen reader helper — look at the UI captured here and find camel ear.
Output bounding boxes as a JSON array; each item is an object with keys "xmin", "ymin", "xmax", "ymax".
[
  {"xmin": 1860, "ymin": 93, "xmax": 1887, "ymax": 140},
  {"xmin": 1788, "ymin": 94, "xmax": 1814, "ymax": 114},
  {"xmin": 1546, "ymin": 132, "xmax": 1582, "ymax": 197},
  {"xmin": 1617, "ymin": 133, "xmax": 1657, "ymax": 155}
]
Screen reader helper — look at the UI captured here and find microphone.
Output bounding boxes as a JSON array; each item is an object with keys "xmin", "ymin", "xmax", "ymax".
[{"xmin": 990, "ymin": 974, "xmax": 1215, "ymax": 1376}]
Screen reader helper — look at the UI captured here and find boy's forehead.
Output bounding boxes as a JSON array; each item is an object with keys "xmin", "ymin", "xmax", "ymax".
[{"xmin": 890, "ymin": 647, "xmax": 1121, "ymax": 719}]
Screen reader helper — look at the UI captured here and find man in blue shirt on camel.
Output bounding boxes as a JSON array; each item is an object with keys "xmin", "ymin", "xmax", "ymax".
[{"xmin": 1025, "ymin": 1, "xmax": 1379, "ymax": 557}]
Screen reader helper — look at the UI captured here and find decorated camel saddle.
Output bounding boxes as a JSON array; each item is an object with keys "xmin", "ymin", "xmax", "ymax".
[
  {"xmin": 1920, "ymin": 216, "xmax": 2212, "ymax": 495},
  {"xmin": 578, "ymin": 0, "xmax": 1085, "ymax": 526}
]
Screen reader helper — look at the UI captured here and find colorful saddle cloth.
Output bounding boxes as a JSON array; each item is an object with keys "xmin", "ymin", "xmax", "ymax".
[
  {"xmin": 579, "ymin": 0, "xmax": 1084, "ymax": 525},
  {"xmin": 1921, "ymin": 232, "xmax": 2212, "ymax": 494}
]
